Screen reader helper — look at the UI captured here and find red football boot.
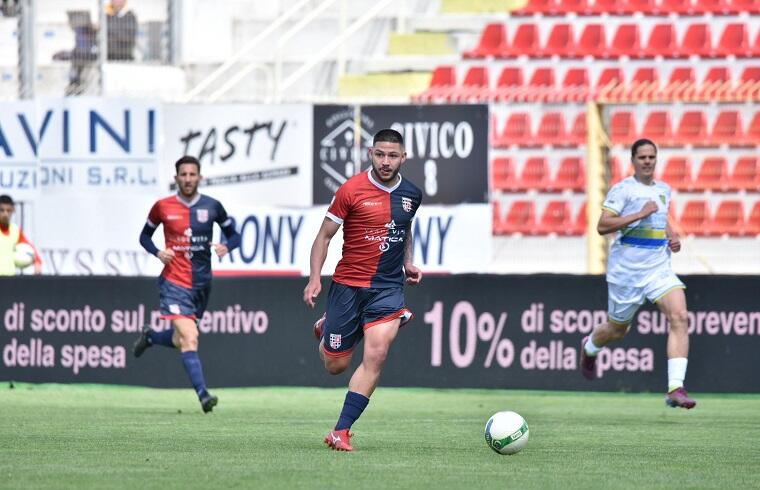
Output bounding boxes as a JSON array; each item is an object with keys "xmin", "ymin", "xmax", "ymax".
[
  {"xmin": 665, "ymin": 387, "xmax": 697, "ymax": 409},
  {"xmin": 579, "ymin": 336, "xmax": 598, "ymax": 380},
  {"xmin": 324, "ymin": 429, "xmax": 354, "ymax": 451},
  {"xmin": 313, "ymin": 313, "xmax": 326, "ymax": 341}
]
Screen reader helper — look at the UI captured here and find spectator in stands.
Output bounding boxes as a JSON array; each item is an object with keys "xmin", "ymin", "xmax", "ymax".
[
  {"xmin": 0, "ymin": 194, "xmax": 42, "ymax": 275},
  {"xmin": 106, "ymin": 0, "xmax": 137, "ymax": 61},
  {"xmin": 57, "ymin": 1, "xmax": 137, "ymax": 95}
]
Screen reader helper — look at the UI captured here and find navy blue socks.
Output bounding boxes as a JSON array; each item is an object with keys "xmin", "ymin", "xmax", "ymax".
[
  {"xmin": 335, "ymin": 391, "xmax": 370, "ymax": 430},
  {"xmin": 148, "ymin": 327, "xmax": 175, "ymax": 348},
  {"xmin": 181, "ymin": 351, "xmax": 209, "ymax": 399}
]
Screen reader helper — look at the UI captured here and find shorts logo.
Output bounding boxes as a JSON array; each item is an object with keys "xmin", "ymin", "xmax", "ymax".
[
  {"xmin": 402, "ymin": 197, "xmax": 413, "ymax": 212},
  {"xmin": 329, "ymin": 333, "xmax": 342, "ymax": 349},
  {"xmin": 197, "ymin": 209, "xmax": 209, "ymax": 223},
  {"xmin": 169, "ymin": 304, "xmax": 180, "ymax": 314}
]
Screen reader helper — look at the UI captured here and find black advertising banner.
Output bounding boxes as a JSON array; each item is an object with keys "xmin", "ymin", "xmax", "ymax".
[
  {"xmin": 312, "ymin": 105, "xmax": 360, "ymax": 204},
  {"xmin": 1, "ymin": 275, "xmax": 758, "ymax": 393},
  {"xmin": 360, "ymin": 104, "xmax": 489, "ymax": 204},
  {"xmin": 312, "ymin": 104, "xmax": 489, "ymax": 205}
]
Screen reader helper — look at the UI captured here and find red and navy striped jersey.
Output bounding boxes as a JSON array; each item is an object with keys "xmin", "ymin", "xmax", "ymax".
[
  {"xmin": 144, "ymin": 193, "xmax": 237, "ymax": 289},
  {"xmin": 327, "ymin": 169, "xmax": 422, "ymax": 288}
]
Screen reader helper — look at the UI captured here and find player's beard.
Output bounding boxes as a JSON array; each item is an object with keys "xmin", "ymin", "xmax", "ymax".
[{"xmin": 372, "ymin": 165, "xmax": 400, "ymax": 184}]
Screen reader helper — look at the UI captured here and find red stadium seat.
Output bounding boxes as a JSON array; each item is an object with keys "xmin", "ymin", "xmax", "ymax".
[
  {"xmin": 587, "ymin": 0, "xmax": 625, "ymax": 15},
  {"xmin": 503, "ymin": 200, "xmax": 537, "ymax": 235},
  {"xmin": 626, "ymin": 67, "xmax": 660, "ymax": 101},
  {"xmin": 609, "ymin": 111, "xmax": 637, "ymax": 144},
  {"xmin": 556, "ymin": 0, "xmax": 589, "ymax": 14},
  {"xmin": 492, "ymin": 201, "xmax": 508, "ymax": 235},
  {"xmin": 536, "ymin": 112, "xmax": 568, "ymax": 146},
  {"xmin": 538, "ymin": 200, "xmax": 574, "ymax": 235},
  {"xmin": 454, "ymin": 66, "xmax": 490, "ymax": 102},
  {"xmin": 625, "ymin": 0, "xmax": 660, "ymax": 15},
  {"xmin": 524, "ymin": 67, "xmax": 556, "ymax": 102},
  {"xmin": 694, "ymin": 157, "xmax": 729, "ymax": 191},
  {"xmin": 464, "ymin": 23, "xmax": 507, "ymax": 59},
  {"xmin": 674, "ymin": 111, "xmax": 708, "ymax": 145},
  {"xmin": 492, "ymin": 157, "xmax": 517, "ymax": 192},
  {"xmin": 735, "ymin": 67, "xmax": 760, "ymax": 100},
  {"xmin": 743, "ymin": 112, "xmax": 760, "ymax": 146},
  {"xmin": 595, "ymin": 67, "xmax": 624, "ymax": 99},
  {"xmin": 710, "ymin": 111, "xmax": 744, "ymax": 146},
  {"xmin": 577, "ymin": 24, "xmax": 608, "ymax": 58},
  {"xmin": 608, "ymin": 24, "xmax": 643, "ymax": 58},
  {"xmin": 495, "ymin": 113, "xmax": 534, "ymax": 147},
  {"xmin": 552, "ymin": 157, "xmax": 586, "ymax": 192},
  {"xmin": 542, "ymin": 24, "xmax": 576, "ymax": 58},
  {"xmin": 414, "ymin": 66, "xmax": 456, "ymax": 103},
  {"xmin": 512, "ymin": 0, "xmax": 559, "ymax": 15},
  {"xmin": 571, "ymin": 201, "xmax": 587, "ymax": 236},
  {"xmin": 716, "ymin": 23, "xmax": 752, "ymax": 58},
  {"xmin": 494, "ymin": 67, "xmax": 524, "ymax": 102},
  {"xmin": 678, "ymin": 200, "xmax": 711, "ymax": 236},
  {"xmin": 660, "ymin": 157, "xmax": 693, "ymax": 191},
  {"xmin": 517, "ymin": 157, "xmax": 551, "ymax": 191},
  {"xmin": 659, "ymin": 0, "xmax": 695, "ymax": 15},
  {"xmin": 729, "ymin": 156, "xmax": 759, "ymax": 192},
  {"xmin": 732, "ymin": 0, "xmax": 760, "ymax": 14},
  {"xmin": 710, "ymin": 200, "xmax": 745, "ymax": 236},
  {"xmin": 569, "ymin": 112, "xmax": 587, "ymax": 145},
  {"xmin": 641, "ymin": 111, "xmax": 674, "ymax": 146},
  {"xmin": 559, "ymin": 68, "xmax": 590, "ymax": 102},
  {"xmin": 644, "ymin": 24, "xmax": 679, "ymax": 58},
  {"xmin": 502, "ymin": 24, "xmax": 540, "ymax": 58},
  {"xmin": 746, "ymin": 202, "xmax": 760, "ymax": 235},
  {"xmin": 698, "ymin": 66, "xmax": 732, "ymax": 101},
  {"xmin": 698, "ymin": 0, "xmax": 733, "ymax": 14},
  {"xmin": 680, "ymin": 24, "xmax": 714, "ymax": 57},
  {"xmin": 662, "ymin": 67, "xmax": 696, "ymax": 101}
]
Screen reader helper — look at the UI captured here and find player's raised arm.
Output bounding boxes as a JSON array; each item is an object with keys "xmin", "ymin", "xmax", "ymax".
[
  {"xmin": 303, "ymin": 218, "xmax": 341, "ymax": 308},
  {"xmin": 403, "ymin": 221, "xmax": 422, "ymax": 285}
]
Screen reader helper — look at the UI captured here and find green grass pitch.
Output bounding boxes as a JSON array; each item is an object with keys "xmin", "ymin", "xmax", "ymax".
[{"xmin": 2, "ymin": 384, "xmax": 759, "ymax": 489}]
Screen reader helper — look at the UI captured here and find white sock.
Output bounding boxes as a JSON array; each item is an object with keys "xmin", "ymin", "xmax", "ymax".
[
  {"xmin": 584, "ymin": 336, "xmax": 603, "ymax": 356},
  {"xmin": 668, "ymin": 357, "xmax": 688, "ymax": 392}
]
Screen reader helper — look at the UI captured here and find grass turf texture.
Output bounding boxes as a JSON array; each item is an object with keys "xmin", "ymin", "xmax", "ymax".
[{"xmin": 2, "ymin": 384, "xmax": 759, "ymax": 489}]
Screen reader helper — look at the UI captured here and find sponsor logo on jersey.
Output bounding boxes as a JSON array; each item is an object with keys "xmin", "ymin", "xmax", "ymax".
[
  {"xmin": 385, "ymin": 220, "xmax": 397, "ymax": 229},
  {"xmin": 362, "ymin": 201, "xmax": 382, "ymax": 207},
  {"xmin": 166, "ymin": 214, "xmax": 181, "ymax": 220}
]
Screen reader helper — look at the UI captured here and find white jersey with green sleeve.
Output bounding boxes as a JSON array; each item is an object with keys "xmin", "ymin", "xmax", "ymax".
[{"xmin": 602, "ymin": 176, "xmax": 672, "ymax": 286}]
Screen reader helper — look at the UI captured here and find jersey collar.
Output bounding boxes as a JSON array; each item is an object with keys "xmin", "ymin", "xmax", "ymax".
[
  {"xmin": 175, "ymin": 192, "xmax": 202, "ymax": 207},
  {"xmin": 367, "ymin": 168, "xmax": 402, "ymax": 193}
]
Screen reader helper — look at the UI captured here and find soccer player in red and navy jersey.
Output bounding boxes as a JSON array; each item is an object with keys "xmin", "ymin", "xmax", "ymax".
[
  {"xmin": 133, "ymin": 156, "xmax": 241, "ymax": 413},
  {"xmin": 303, "ymin": 129, "xmax": 423, "ymax": 451}
]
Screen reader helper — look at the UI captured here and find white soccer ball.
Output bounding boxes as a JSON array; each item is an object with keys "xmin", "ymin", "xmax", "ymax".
[
  {"xmin": 484, "ymin": 411, "xmax": 529, "ymax": 455},
  {"xmin": 14, "ymin": 243, "xmax": 35, "ymax": 268}
]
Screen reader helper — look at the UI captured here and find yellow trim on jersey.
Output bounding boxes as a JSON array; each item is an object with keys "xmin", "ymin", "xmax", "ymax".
[
  {"xmin": 623, "ymin": 228, "xmax": 667, "ymax": 239},
  {"xmin": 601, "ymin": 206, "xmax": 620, "ymax": 216},
  {"xmin": 653, "ymin": 285, "xmax": 687, "ymax": 304}
]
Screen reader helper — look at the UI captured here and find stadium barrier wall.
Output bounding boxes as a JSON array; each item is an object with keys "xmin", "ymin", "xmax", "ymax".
[{"xmin": 1, "ymin": 275, "xmax": 758, "ymax": 393}]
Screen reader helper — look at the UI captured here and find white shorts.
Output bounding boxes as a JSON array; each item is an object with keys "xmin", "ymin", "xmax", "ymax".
[{"xmin": 607, "ymin": 269, "xmax": 685, "ymax": 325}]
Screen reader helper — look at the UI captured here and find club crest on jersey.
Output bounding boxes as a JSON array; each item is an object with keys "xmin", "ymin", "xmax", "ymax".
[
  {"xmin": 196, "ymin": 209, "xmax": 209, "ymax": 223},
  {"xmin": 659, "ymin": 194, "xmax": 666, "ymax": 205},
  {"xmin": 402, "ymin": 197, "xmax": 413, "ymax": 213},
  {"xmin": 329, "ymin": 333, "xmax": 342, "ymax": 349}
]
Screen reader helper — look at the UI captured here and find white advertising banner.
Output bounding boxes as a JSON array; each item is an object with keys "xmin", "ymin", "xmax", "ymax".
[
  {"xmin": 214, "ymin": 203, "xmax": 492, "ymax": 276},
  {"xmin": 0, "ymin": 100, "xmax": 40, "ymax": 200},
  {"xmin": 163, "ymin": 104, "xmax": 313, "ymax": 206}
]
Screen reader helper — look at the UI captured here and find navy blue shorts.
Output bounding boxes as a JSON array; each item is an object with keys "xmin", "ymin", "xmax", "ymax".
[
  {"xmin": 321, "ymin": 281, "xmax": 413, "ymax": 357},
  {"xmin": 158, "ymin": 277, "xmax": 210, "ymax": 320}
]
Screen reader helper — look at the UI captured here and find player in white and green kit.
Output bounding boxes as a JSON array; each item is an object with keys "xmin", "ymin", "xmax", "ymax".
[{"xmin": 580, "ymin": 139, "xmax": 696, "ymax": 409}]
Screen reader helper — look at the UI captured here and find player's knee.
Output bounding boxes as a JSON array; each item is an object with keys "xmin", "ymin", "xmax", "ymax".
[
  {"xmin": 668, "ymin": 309, "xmax": 689, "ymax": 330},
  {"xmin": 609, "ymin": 323, "xmax": 629, "ymax": 340},
  {"xmin": 364, "ymin": 346, "xmax": 389, "ymax": 368},
  {"xmin": 178, "ymin": 332, "xmax": 199, "ymax": 350},
  {"xmin": 324, "ymin": 358, "xmax": 349, "ymax": 375}
]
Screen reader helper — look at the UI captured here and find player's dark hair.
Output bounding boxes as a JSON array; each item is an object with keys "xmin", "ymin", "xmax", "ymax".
[
  {"xmin": 175, "ymin": 155, "xmax": 201, "ymax": 174},
  {"xmin": 0, "ymin": 194, "xmax": 14, "ymax": 206},
  {"xmin": 373, "ymin": 129, "xmax": 404, "ymax": 147},
  {"xmin": 631, "ymin": 138, "xmax": 657, "ymax": 158}
]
